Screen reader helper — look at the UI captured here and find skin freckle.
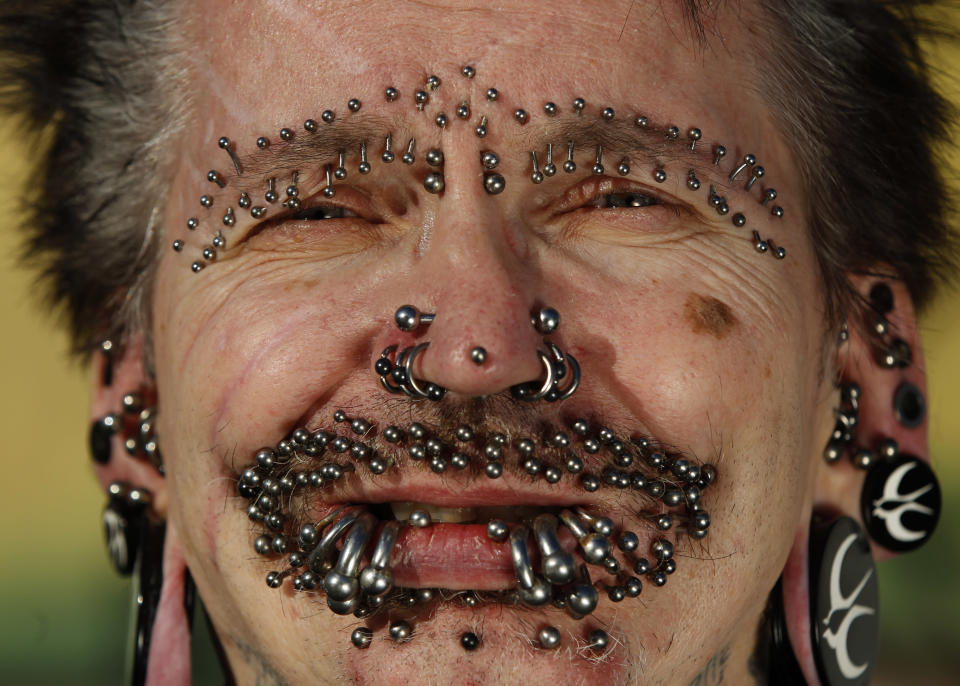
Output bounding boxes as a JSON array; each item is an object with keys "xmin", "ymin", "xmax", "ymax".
[{"xmin": 684, "ymin": 292, "xmax": 739, "ymax": 340}]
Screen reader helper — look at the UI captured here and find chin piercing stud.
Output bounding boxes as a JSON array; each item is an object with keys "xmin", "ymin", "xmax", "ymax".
[
  {"xmin": 544, "ymin": 102, "xmax": 557, "ymax": 116},
  {"xmin": 415, "ymin": 90, "xmax": 429, "ymax": 111},
  {"xmin": 486, "ymin": 87, "xmax": 498, "ymax": 101},
  {"xmin": 713, "ymin": 145, "xmax": 726, "ymax": 165},
  {"xmin": 483, "ymin": 172, "xmax": 505, "ymax": 195},
  {"xmin": 385, "ymin": 86, "xmax": 399, "ymax": 101},
  {"xmin": 470, "ymin": 346, "xmax": 487, "ymax": 364},
  {"xmin": 359, "ymin": 142, "xmax": 371, "ymax": 174},
  {"xmin": 653, "ymin": 167, "xmax": 666, "ymax": 183},
  {"xmin": 257, "ymin": 136, "xmax": 269, "ymax": 148},
  {"xmin": 530, "ymin": 152, "xmax": 544, "ymax": 184},
  {"xmin": 475, "ymin": 116, "xmax": 488, "ymax": 138},
  {"xmin": 389, "ymin": 620, "xmax": 412, "ymax": 643},
  {"xmin": 402, "ymin": 139, "xmax": 416, "ymax": 165},
  {"xmin": 457, "ymin": 101, "xmax": 470, "ymax": 119},
  {"xmin": 688, "ymin": 128, "xmax": 702, "ymax": 150},
  {"xmin": 461, "ymin": 65, "xmax": 476, "ymax": 78},
  {"xmin": 592, "ymin": 145, "xmax": 604, "ymax": 175},
  {"xmin": 587, "ymin": 629, "xmax": 609, "ymax": 651},
  {"xmin": 435, "ymin": 112, "xmax": 448, "ymax": 129},
  {"xmin": 666, "ymin": 126, "xmax": 680, "ymax": 140},
  {"xmin": 217, "ymin": 136, "xmax": 243, "ymax": 175},
  {"xmin": 423, "ymin": 173, "xmax": 444, "ymax": 194},
  {"xmin": 460, "ymin": 632, "xmax": 480, "ymax": 650},
  {"xmin": 515, "ymin": 108, "xmax": 528, "ymax": 124},
  {"xmin": 279, "ymin": 127, "xmax": 293, "ymax": 142},
  {"xmin": 351, "ymin": 627, "xmax": 373, "ymax": 648},
  {"xmin": 382, "ymin": 134, "xmax": 395, "ymax": 163},
  {"xmin": 573, "ymin": 97, "xmax": 585, "ymax": 115},
  {"xmin": 601, "ymin": 107, "xmax": 615, "ymax": 121},
  {"xmin": 538, "ymin": 626, "xmax": 561, "ymax": 649},
  {"xmin": 426, "ymin": 149, "xmax": 444, "ymax": 167},
  {"xmin": 729, "ymin": 153, "xmax": 757, "ymax": 181},
  {"xmin": 482, "ymin": 151, "xmax": 499, "ymax": 169}
]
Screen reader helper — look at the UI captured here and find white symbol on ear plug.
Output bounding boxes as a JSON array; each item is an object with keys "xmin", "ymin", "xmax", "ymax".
[
  {"xmin": 103, "ymin": 508, "xmax": 128, "ymax": 571},
  {"xmin": 872, "ymin": 462, "xmax": 934, "ymax": 543},
  {"xmin": 821, "ymin": 533, "xmax": 875, "ymax": 680}
]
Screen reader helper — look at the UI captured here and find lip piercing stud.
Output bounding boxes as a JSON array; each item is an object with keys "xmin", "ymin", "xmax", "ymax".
[
  {"xmin": 635, "ymin": 115, "xmax": 649, "ymax": 128},
  {"xmin": 257, "ymin": 136, "xmax": 269, "ymax": 148},
  {"xmin": 483, "ymin": 172, "xmax": 505, "ymax": 195},
  {"xmin": 424, "ymin": 173, "xmax": 444, "ymax": 194},
  {"xmin": 426, "ymin": 149, "xmax": 444, "ymax": 167},
  {"xmin": 564, "ymin": 141, "xmax": 577, "ymax": 173},
  {"xmin": 426, "ymin": 74, "xmax": 441, "ymax": 90},
  {"xmin": 323, "ymin": 165, "xmax": 335, "ymax": 198},
  {"xmin": 729, "ymin": 154, "xmax": 757, "ymax": 181},
  {"xmin": 592, "ymin": 145, "xmax": 604, "ymax": 175},
  {"xmin": 389, "ymin": 620, "xmax": 412, "ymax": 643},
  {"xmin": 475, "ymin": 116, "xmax": 487, "ymax": 138},
  {"xmin": 351, "ymin": 628, "xmax": 373, "ymax": 648},
  {"xmin": 544, "ymin": 102, "xmax": 557, "ymax": 116},
  {"xmin": 745, "ymin": 165, "xmax": 765, "ymax": 191},
  {"xmin": 618, "ymin": 158, "xmax": 630, "ymax": 176},
  {"xmin": 457, "ymin": 101, "xmax": 470, "ymax": 119},
  {"xmin": 487, "ymin": 519, "xmax": 509, "ymax": 541},
  {"xmin": 538, "ymin": 626, "xmax": 561, "ymax": 649},
  {"xmin": 713, "ymin": 145, "xmax": 727, "ymax": 165},
  {"xmin": 587, "ymin": 629, "xmax": 609, "ymax": 652},
  {"xmin": 687, "ymin": 170, "xmax": 701, "ymax": 190},
  {"xmin": 515, "ymin": 109, "xmax": 528, "ymax": 124},
  {"xmin": 544, "ymin": 143, "xmax": 556, "ymax": 176},
  {"xmin": 200, "ymin": 194, "xmax": 213, "ymax": 208},
  {"xmin": 207, "ymin": 170, "xmax": 225, "ymax": 189},
  {"xmin": 382, "ymin": 134, "xmax": 395, "ymax": 163},
  {"xmin": 415, "ymin": 90, "xmax": 429, "ymax": 111},
  {"xmin": 688, "ymin": 128, "xmax": 702, "ymax": 150},
  {"xmin": 530, "ymin": 152, "xmax": 544, "ymax": 184},
  {"xmin": 486, "ymin": 87, "xmax": 498, "ymax": 101},
  {"xmin": 435, "ymin": 113, "xmax": 448, "ymax": 129},
  {"xmin": 400, "ymin": 138, "xmax": 416, "ymax": 165},
  {"xmin": 319, "ymin": 110, "xmax": 334, "ymax": 124},
  {"xmin": 653, "ymin": 167, "xmax": 667, "ymax": 183},
  {"xmin": 573, "ymin": 97, "xmax": 585, "ymax": 115},
  {"xmin": 481, "ymin": 151, "xmax": 499, "ymax": 169},
  {"xmin": 752, "ymin": 231, "xmax": 769, "ymax": 253},
  {"xmin": 359, "ymin": 142, "xmax": 371, "ymax": 174},
  {"xmin": 217, "ymin": 136, "xmax": 244, "ymax": 175},
  {"xmin": 602, "ymin": 107, "xmax": 615, "ymax": 121},
  {"xmin": 470, "ymin": 346, "xmax": 487, "ymax": 364},
  {"xmin": 461, "ymin": 65, "xmax": 476, "ymax": 78}
]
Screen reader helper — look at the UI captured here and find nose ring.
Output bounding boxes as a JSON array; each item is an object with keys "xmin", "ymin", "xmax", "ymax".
[
  {"xmin": 510, "ymin": 307, "xmax": 581, "ymax": 402},
  {"xmin": 375, "ymin": 306, "xmax": 447, "ymax": 401}
]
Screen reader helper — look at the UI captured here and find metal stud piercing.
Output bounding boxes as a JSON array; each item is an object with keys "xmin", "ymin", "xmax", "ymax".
[
  {"xmin": 688, "ymin": 128, "xmax": 702, "ymax": 150},
  {"xmin": 461, "ymin": 65, "xmax": 476, "ymax": 78},
  {"xmin": 435, "ymin": 113, "xmax": 448, "ymax": 129},
  {"xmin": 729, "ymin": 153, "xmax": 757, "ymax": 181},
  {"xmin": 426, "ymin": 149, "xmax": 444, "ymax": 167},
  {"xmin": 483, "ymin": 172, "xmax": 505, "ymax": 195},
  {"xmin": 279, "ymin": 127, "xmax": 294, "ymax": 141},
  {"xmin": 385, "ymin": 86, "xmax": 399, "ymax": 101},
  {"xmin": 601, "ymin": 107, "xmax": 615, "ymax": 121},
  {"xmin": 653, "ymin": 167, "xmax": 667, "ymax": 183},
  {"xmin": 257, "ymin": 136, "xmax": 269, "ymax": 148},
  {"xmin": 265, "ymin": 178, "xmax": 278, "ymax": 203},
  {"xmin": 762, "ymin": 188, "xmax": 777, "ymax": 206},
  {"xmin": 482, "ymin": 151, "xmax": 499, "ymax": 170},
  {"xmin": 200, "ymin": 194, "xmax": 213, "ymax": 208},
  {"xmin": 304, "ymin": 119, "xmax": 317, "ymax": 132},
  {"xmin": 238, "ymin": 192, "xmax": 251, "ymax": 209},
  {"xmin": 457, "ymin": 101, "xmax": 470, "ymax": 119},
  {"xmin": 515, "ymin": 109, "xmax": 528, "ymax": 124},
  {"xmin": 635, "ymin": 115, "xmax": 649, "ymax": 128},
  {"xmin": 359, "ymin": 142, "xmax": 371, "ymax": 174},
  {"xmin": 538, "ymin": 626, "xmax": 561, "ymax": 649},
  {"xmin": 713, "ymin": 145, "xmax": 726, "ymax": 165},
  {"xmin": 351, "ymin": 627, "xmax": 373, "ymax": 648},
  {"xmin": 187, "ymin": 217, "xmax": 198, "ymax": 230},
  {"xmin": 251, "ymin": 206, "xmax": 266, "ymax": 219},
  {"xmin": 348, "ymin": 98, "xmax": 361, "ymax": 112},
  {"xmin": 402, "ymin": 139, "xmax": 416, "ymax": 165},
  {"xmin": 732, "ymin": 213, "xmax": 747, "ymax": 227},
  {"xmin": 544, "ymin": 143, "xmax": 556, "ymax": 176},
  {"xmin": 666, "ymin": 126, "xmax": 680, "ymax": 140},
  {"xmin": 687, "ymin": 170, "xmax": 701, "ymax": 191},
  {"xmin": 426, "ymin": 74, "xmax": 441, "ymax": 90},
  {"xmin": 423, "ymin": 173, "xmax": 445, "ymax": 194},
  {"xmin": 544, "ymin": 102, "xmax": 558, "ymax": 116},
  {"xmin": 217, "ymin": 136, "xmax": 244, "ymax": 175},
  {"xmin": 415, "ymin": 90, "xmax": 429, "ymax": 111},
  {"xmin": 564, "ymin": 141, "xmax": 577, "ymax": 173},
  {"xmin": 573, "ymin": 97, "xmax": 585, "ymax": 115},
  {"xmin": 470, "ymin": 347, "xmax": 487, "ymax": 365},
  {"xmin": 745, "ymin": 165, "xmax": 765, "ymax": 191},
  {"xmin": 460, "ymin": 632, "xmax": 480, "ymax": 651},
  {"xmin": 475, "ymin": 116, "xmax": 488, "ymax": 138},
  {"xmin": 533, "ymin": 307, "xmax": 560, "ymax": 334},
  {"xmin": 618, "ymin": 158, "xmax": 630, "ymax": 176},
  {"xmin": 207, "ymin": 170, "xmax": 226, "ymax": 189},
  {"xmin": 323, "ymin": 165, "xmax": 335, "ymax": 198},
  {"xmin": 486, "ymin": 87, "xmax": 499, "ymax": 101},
  {"xmin": 394, "ymin": 305, "xmax": 436, "ymax": 331},
  {"xmin": 90, "ymin": 414, "xmax": 118, "ymax": 464},
  {"xmin": 382, "ymin": 134, "xmax": 395, "ymax": 163},
  {"xmin": 771, "ymin": 205, "xmax": 785, "ymax": 218},
  {"xmin": 172, "ymin": 240, "xmax": 183, "ymax": 252},
  {"xmin": 530, "ymin": 152, "xmax": 544, "ymax": 184},
  {"xmin": 222, "ymin": 207, "xmax": 235, "ymax": 226},
  {"xmin": 752, "ymin": 231, "xmax": 769, "ymax": 253},
  {"xmin": 592, "ymin": 145, "xmax": 604, "ymax": 175}
]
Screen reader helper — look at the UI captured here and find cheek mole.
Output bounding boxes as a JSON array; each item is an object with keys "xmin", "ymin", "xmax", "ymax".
[{"xmin": 684, "ymin": 293, "xmax": 738, "ymax": 340}]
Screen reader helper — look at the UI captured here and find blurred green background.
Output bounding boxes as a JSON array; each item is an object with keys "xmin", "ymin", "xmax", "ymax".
[{"xmin": 1, "ymin": 26, "xmax": 959, "ymax": 686}]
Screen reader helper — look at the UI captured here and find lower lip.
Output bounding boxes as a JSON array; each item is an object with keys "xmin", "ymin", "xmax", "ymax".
[{"xmin": 390, "ymin": 523, "xmax": 516, "ymax": 590}]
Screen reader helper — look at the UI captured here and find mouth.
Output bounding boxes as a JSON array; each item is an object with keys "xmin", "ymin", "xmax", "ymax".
[{"xmin": 236, "ymin": 410, "xmax": 717, "ymax": 650}]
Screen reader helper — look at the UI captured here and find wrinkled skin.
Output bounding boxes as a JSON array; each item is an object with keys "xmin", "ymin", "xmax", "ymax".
[{"xmin": 136, "ymin": 1, "xmax": 852, "ymax": 684}]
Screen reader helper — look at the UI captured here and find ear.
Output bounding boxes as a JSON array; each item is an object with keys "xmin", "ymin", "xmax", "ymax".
[
  {"xmin": 90, "ymin": 335, "xmax": 168, "ymax": 517},
  {"xmin": 814, "ymin": 273, "xmax": 928, "ymax": 561}
]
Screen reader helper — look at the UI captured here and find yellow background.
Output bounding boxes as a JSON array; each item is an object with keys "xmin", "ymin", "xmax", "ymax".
[{"xmin": 1, "ymin": 28, "xmax": 958, "ymax": 686}]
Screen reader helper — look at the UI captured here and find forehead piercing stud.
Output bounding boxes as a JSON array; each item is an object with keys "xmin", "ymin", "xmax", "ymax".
[
  {"xmin": 617, "ymin": 158, "xmax": 630, "ymax": 176},
  {"xmin": 530, "ymin": 152, "xmax": 544, "ymax": 184},
  {"xmin": 348, "ymin": 98, "xmax": 361, "ymax": 112},
  {"xmin": 687, "ymin": 170, "xmax": 701, "ymax": 190},
  {"xmin": 752, "ymin": 230, "xmax": 769, "ymax": 253},
  {"xmin": 729, "ymin": 153, "xmax": 757, "ymax": 180},
  {"xmin": 564, "ymin": 141, "xmax": 577, "ymax": 173},
  {"xmin": 385, "ymin": 86, "xmax": 398, "ymax": 101},
  {"xmin": 475, "ymin": 115, "xmax": 488, "ymax": 138},
  {"xmin": 601, "ymin": 107, "xmax": 615, "ymax": 121},
  {"xmin": 415, "ymin": 90, "xmax": 429, "ymax": 111},
  {"xmin": 187, "ymin": 217, "xmax": 198, "ymax": 230},
  {"xmin": 172, "ymin": 239, "xmax": 183, "ymax": 252},
  {"xmin": 359, "ymin": 142, "xmax": 371, "ymax": 174},
  {"xmin": 279, "ymin": 127, "xmax": 293, "ymax": 141},
  {"xmin": 335, "ymin": 152, "xmax": 347, "ymax": 180},
  {"xmin": 470, "ymin": 346, "xmax": 487, "ymax": 364},
  {"xmin": 217, "ymin": 136, "xmax": 244, "ymax": 175},
  {"xmin": 635, "ymin": 115, "xmax": 649, "ymax": 128},
  {"xmin": 486, "ymin": 87, "xmax": 498, "ymax": 101},
  {"xmin": 666, "ymin": 126, "xmax": 680, "ymax": 140},
  {"xmin": 321, "ymin": 109, "xmax": 335, "ymax": 124},
  {"xmin": 426, "ymin": 148, "xmax": 444, "ymax": 166},
  {"xmin": 481, "ymin": 151, "xmax": 499, "ymax": 169},
  {"xmin": 200, "ymin": 194, "xmax": 213, "ymax": 208},
  {"xmin": 745, "ymin": 165, "xmax": 765, "ymax": 191},
  {"xmin": 653, "ymin": 167, "xmax": 667, "ymax": 183},
  {"xmin": 761, "ymin": 188, "xmax": 777, "ymax": 206},
  {"xmin": 457, "ymin": 101, "xmax": 470, "ymax": 119},
  {"xmin": 402, "ymin": 138, "xmax": 416, "ymax": 165},
  {"xmin": 207, "ymin": 170, "xmax": 226, "ymax": 189},
  {"xmin": 573, "ymin": 97, "xmax": 585, "ymax": 115},
  {"xmin": 483, "ymin": 172, "xmax": 505, "ymax": 194},
  {"xmin": 423, "ymin": 172, "xmax": 445, "ymax": 194},
  {"xmin": 323, "ymin": 165, "xmax": 335, "ymax": 198},
  {"xmin": 435, "ymin": 112, "xmax": 448, "ymax": 129},
  {"xmin": 713, "ymin": 145, "xmax": 727, "ymax": 165},
  {"xmin": 425, "ymin": 74, "xmax": 441, "ymax": 90},
  {"xmin": 592, "ymin": 145, "xmax": 604, "ymax": 175},
  {"xmin": 256, "ymin": 136, "xmax": 269, "ymax": 148},
  {"xmin": 544, "ymin": 143, "xmax": 556, "ymax": 176},
  {"xmin": 514, "ymin": 108, "xmax": 528, "ymax": 124},
  {"xmin": 304, "ymin": 118, "xmax": 317, "ymax": 132},
  {"xmin": 238, "ymin": 192, "xmax": 251, "ymax": 208},
  {"xmin": 544, "ymin": 101, "xmax": 558, "ymax": 116},
  {"xmin": 688, "ymin": 128, "xmax": 702, "ymax": 150},
  {"xmin": 461, "ymin": 65, "xmax": 476, "ymax": 78},
  {"xmin": 265, "ymin": 178, "xmax": 278, "ymax": 203},
  {"xmin": 732, "ymin": 213, "xmax": 747, "ymax": 227},
  {"xmin": 381, "ymin": 134, "xmax": 395, "ymax": 163},
  {"xmin": 222, "ymin": 207, "xmax": 235, "ymax": 226}
]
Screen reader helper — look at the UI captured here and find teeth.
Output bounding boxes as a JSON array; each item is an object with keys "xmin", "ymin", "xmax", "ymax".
[{"xmin": 390, "ymin": 501, "xmax": 478, "ymax": 523}]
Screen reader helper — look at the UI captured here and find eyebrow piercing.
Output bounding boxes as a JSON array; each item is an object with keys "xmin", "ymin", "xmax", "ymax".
[
  {"xmin": 187, "ymin": 217, "xmax": 198, "ymax": 230},
  {"xmin": 304, "ymin": 119, "xmax": 318, "ymax": 132},
  {"xmin": 279, "ymin": 127, "xmax": 293, "ymax": 141},
  {"xmin": 729, "ymin": 154, "xmax": 757, "ymax": 181},
  {"xmin": 217, "ymin": 137, "xmax": 244, "ymax": 175},
  {"xmin": 222, "ymin": 207, "xmax": 235, "ymax": 226},
  {"xmin": 543, "ymin": 143, "xmax": 556, "ymax": 176},
  {"xmin": 635, "ymin": 115, "xmax": 648, "ymax": 128},
  {"xmin": 334, "ymin": 152, "xmax": 348, "ymax": 179},
  {"xmin": 435, "ymin": 113, "xmax": 448, "ymax": 129},
  {"xmin": 762, "ymin": 188, "xmax": 777, "ymax": 206},
  {"xmin": 617, "ymin": 158, "xmax": 630, "ymax": 176},
  {"xmin": 423, "ymin": 172, "xmax": 444, "ymax": 194},
  {"xmin": 461, "ymin": 65, "xmax": 476, "ymax": 78},
  {"xmin": 713, "ymin": 145, "xmax": 727, "ymax": 165},
  {"xmin": 265, "ymin": 178, "xmax": 278, "ymax": 203},
  {"xmin": 544, "ymin": 102, "xmax": 558, "ymax": 116},
  {"xmin": 483, "ymin": 173, "xmax": 505, "ymax": 195},
  {"xmin": 323, "ymin": 165, "xmax": 335, "ymax": 198},
  {"xmin": 415, "ymin": 90, "xmax": 429, "ymax": 111},
  {"xmin": 402, "ymin": 139, "xmax": 416, "ymax": 165},
  {"xmin": 486, "ymin": 87, "xmax": 498, "ymax": 101},
  {"xmin": 482, "ymin": 151, "xmax": 499, "ymax": 169},
  {"xmin": 426, "ymin": 75, "xmax": 441, "ymax": 91},
  {"xmin": 601, "ymin": 107, "xmax": 615, "ymax": 122},
  {"xmin": 359, "ymin": 142, "xmax": 371, "ymax": 174},
  {"xmin": 688, "ymin": 128, "xmax": 702, "ymax": 150},
  {"xmin": 348, "ymin": 98, "xmax": 362, "ymax": 112},
  {"xmin": 207, "ymin": 170, "xmax": 226, "ymax": 189},
  {"xmin": 475, "ymin": 116, "xmax": 487, "ymax": 138},
  {"xmin": 745, "ymin": 165, "xmax": 764, "ymax": 191},
  {"xmin": 687, "ymin": 170, "xmax": 701, "ymax": 190},
  {"xmin": 385, "ymin": 86, "xmax": 399, "ymax": 101},
  {"xmin": 653, "ymin": 167, "xmax": 667, "ymax": 183},
  {"xmin": 666, "ymin": 126, "xmax": 680, "ymax": 140},
  {"xmin": 200, "ymin": 194, "xmax": 213, "ymax": 208},
  {"xmin": 286, "ymin": 172, "xmax": 300, "ymax": 197},
  {"xmin": 592, "ymin": 145, "xmax": 604, "ymax": 175},
  {"xmin": 382, "ymin": 134, "xmax": 395, "ymax": 163},
  {"xmin": 514, "ymin": 109, "xmax": 528, "ymax": 124},
  {"xmin": 457, "ymin": 101, "xmax": 470, "ymax": 119},
  {"xmin": 256, "ymin": 136, "xmax": 269, "ymax": 149},
  {"xmin": 426, "ymin": 149, "xmax": 444, "ymax": 167},
  {"xmin": 572, "ymin": 98, "xmax": 586, "ymax": 116},
  {"xmin": 321, "ymin": 110, "xmax": 335, "ymax": 124},
  {"xmin": 531, "ymin": 152, "xmax": 544, "ymax": 184},
  {"xmin": 564, "ymin": 141, "xmax": 576, "ymax": 173},
  {"xmin": 732, "ymin": 212, "xmax": 746, "ymax": 227}
]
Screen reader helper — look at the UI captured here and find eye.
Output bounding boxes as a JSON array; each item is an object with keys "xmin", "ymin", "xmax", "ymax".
[
  {"xmin": 591, "ymin": 191, "xmax": 660, "ymax": 209},
  {"xmin": 288, "ymin": 204, "xmax": 359, "ymax": 221}
]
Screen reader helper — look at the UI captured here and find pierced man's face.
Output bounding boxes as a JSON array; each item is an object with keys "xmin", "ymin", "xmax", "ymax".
[{"xmin": 151, "ymin": 1, "xmax": 829, "ymax": 684}]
